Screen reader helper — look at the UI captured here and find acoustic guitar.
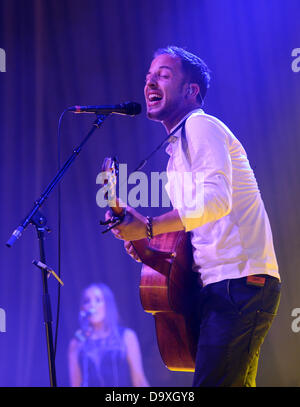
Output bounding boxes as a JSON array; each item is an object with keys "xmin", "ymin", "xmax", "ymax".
[{"xmin": 100, "ymin": 157, "xmax": 201, "ymax": 371}]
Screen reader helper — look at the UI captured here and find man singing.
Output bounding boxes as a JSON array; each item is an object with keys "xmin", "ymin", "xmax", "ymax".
[{"xmin": 106, "ymin": 46, "xmax": 281, "ymax": 387}]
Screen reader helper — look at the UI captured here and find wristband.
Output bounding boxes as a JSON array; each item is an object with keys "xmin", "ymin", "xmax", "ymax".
[{"xmin": 146, "ymin": 216, "xmax": 153, "ymax": 240}]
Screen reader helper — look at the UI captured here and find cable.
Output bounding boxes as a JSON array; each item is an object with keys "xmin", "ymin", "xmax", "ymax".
[{"xmin": 54, "ymin": 108, "xmax": 68, "ymax": 358}]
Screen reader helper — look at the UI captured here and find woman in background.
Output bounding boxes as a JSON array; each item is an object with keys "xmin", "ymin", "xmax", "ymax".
[{"xmin": 68, "ymin": 283, "xmax": 149, "ymax": 387}]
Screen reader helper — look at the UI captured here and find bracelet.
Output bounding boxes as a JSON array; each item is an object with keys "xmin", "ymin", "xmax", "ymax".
[{"xmin": 146, "ymin": 216, "xmax": 153, "ymax": 241}]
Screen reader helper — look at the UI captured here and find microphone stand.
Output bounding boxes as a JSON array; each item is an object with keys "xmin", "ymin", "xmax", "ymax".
[
  {"xmin": 31, "ymin": 209, "xmax": 57, "ymax": 387},
  {"xmin": 6, "ymin": 113, "xmax": 108, "ymax": 387}
]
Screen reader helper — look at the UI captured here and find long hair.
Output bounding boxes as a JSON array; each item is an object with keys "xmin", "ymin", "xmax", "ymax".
[
  {"xmin": 78, "ymin": 283, "xmax": 126, "ymax": 386},
  {"xmin": 80, "ymin": 283, "xmax": 120, "ymax": 338}
]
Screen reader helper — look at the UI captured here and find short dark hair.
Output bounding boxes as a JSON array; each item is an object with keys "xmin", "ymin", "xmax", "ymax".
[{"xmin": 153, "ymin": 46, "xmax": 211, "ymax": 106}]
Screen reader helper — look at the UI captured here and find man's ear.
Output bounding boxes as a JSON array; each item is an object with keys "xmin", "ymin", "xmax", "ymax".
[{"xmin": 187, "ymin": 83, "xmax": 200, "ymax": 98}]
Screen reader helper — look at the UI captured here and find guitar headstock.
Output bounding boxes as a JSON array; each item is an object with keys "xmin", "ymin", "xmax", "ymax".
[
  {"xmin": 100, "ymin": 156, "xmax": 127, "ymax": 219},
  {"xmin": 100, "ymin": 156, "xmax": 119, "ymax": 209},
  {"xmin": 99, "ymin": 156, "xmax": 125, "ymax": 232},
  {"xmin": 101, "ymin": 156, "xmax": 119, "ymax": 177}
]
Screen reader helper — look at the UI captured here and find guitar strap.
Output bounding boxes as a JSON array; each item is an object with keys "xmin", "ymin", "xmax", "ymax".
[{"xmin": 133, "ymin": 119, "xmax": 187, "ymax": 172}]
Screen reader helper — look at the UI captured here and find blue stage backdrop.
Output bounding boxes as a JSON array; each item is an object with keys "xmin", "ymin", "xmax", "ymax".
[{"xmin": 0, "ymin": 0, "xmax": 299, "ymax": 387}]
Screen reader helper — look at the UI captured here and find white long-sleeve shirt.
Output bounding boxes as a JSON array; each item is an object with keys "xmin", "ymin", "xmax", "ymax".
[{"xmin": 165, "ymin": 109, "xmax": 280, "ymax": 287}]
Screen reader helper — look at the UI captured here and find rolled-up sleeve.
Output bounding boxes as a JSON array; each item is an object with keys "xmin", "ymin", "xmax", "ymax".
[{"xmin": 176, "ymin": 115, "xmax": 232, "ymax": 232}]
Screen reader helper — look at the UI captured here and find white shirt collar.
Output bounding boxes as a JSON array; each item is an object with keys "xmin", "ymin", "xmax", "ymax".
[
  {"xmin": 166, "ymin": 108, "xmax": 203, "ymax": 154},
  {"xmin": 169, "ymin": 108, "xmax": 203, "ymax": 134}
]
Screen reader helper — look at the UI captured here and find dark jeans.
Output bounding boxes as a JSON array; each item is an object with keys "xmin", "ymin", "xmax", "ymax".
[{"xmin": 192, "ymin": 275, "xmax": 281, "ymax": 387}]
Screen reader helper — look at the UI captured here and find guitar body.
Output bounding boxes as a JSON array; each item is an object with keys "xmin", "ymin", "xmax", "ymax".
[
  {"xmin": 131, "ymin": 231, "xmax": 201, "ymax": 372},
  {"xmin": 100, "ymin": 157, "xmax": 201, "ymax": 371}
]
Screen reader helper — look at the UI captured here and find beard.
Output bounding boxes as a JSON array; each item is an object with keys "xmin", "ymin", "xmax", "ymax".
[{"xmin": 146, "ymin": 97, "xmax": 184, "ymax": 125}]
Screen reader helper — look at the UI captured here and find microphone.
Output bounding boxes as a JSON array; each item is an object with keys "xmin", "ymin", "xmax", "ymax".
[
  {"xmin": 68, "ymin": 101, "xmax": 141, "ymax": 116},
  {"xmin": 32, "ymin": 260, "xmax": 64, "ymax": 286},
  {"xmin": 80, "ymin": 309, "xmax": 96, "ymax": 318},
  {"xmin": 32, "ymin": 259, "xmax": 53, "ymax": 272}
]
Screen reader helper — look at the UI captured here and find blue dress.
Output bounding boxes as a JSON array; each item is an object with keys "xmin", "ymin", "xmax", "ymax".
[{"xmin": 78, "ymin": 326, "xmax": 132, "ymax": 387}]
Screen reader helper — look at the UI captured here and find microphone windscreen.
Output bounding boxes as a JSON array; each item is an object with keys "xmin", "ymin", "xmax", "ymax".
[{"xmin": 124, "ymin": 102, "xmax": 142, "ymax": 116}]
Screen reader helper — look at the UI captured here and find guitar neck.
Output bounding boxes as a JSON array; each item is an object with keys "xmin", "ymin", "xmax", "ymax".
[{"xmin": 108, "ymin": 197, "xmax": 124, "ymax": 217}]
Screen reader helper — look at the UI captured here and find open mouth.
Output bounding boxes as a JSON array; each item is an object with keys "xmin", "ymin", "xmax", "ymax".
[{"xmin": 147, "ymin": 93, "xmax": 163, "ymax": 106}]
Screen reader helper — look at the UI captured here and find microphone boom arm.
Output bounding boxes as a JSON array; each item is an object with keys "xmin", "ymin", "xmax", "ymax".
[{"xmin": 6, "ymin": 113, "xmax": 109, "ymax": 247}]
